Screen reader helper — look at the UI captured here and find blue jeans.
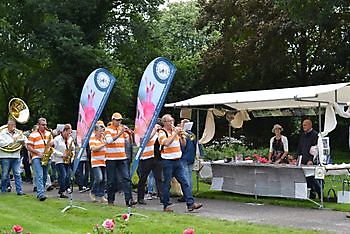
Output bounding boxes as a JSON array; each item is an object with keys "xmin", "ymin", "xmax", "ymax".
[
  {"xmin": 91, "ymin": 167, "xmax": 105, "ymax": 197},
  {"xmin": 182, "ymin": 161, "xmax": 194, "ymax": 192},
  {"xmin": 32, "ymin": 158, "xmax": 48, "ymax": 198},
  {"xmin": 1, "ymin": 158, "xmax": 23, "ymax": 193},
  {"xmin": 50, "ymin": 161, "xmax": 58, "ymax": 182},
  {"xmin": 56, "ymin": 163, "xmax": 70, "ymax": 193},
  {"xmin": 106, "ymin": 159, "xmax": 132, "ymax": 203},
  {"xmin": 147, "ymin": 171, "xmax": 155, "ymax": 194},
  {"xmin": 76, "ymin": 161, "xmax": 90, "ymax": 188},
  {"xmin": 161, "ymin": 159, "xmax": 194, "ymax": 208}
]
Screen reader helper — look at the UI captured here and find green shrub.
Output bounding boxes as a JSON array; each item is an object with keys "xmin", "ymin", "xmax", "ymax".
[{"xmin": 203, "ymin": 136, "xmax": 269, "ymax": 161}]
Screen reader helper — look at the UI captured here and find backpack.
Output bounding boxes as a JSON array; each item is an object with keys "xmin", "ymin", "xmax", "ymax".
[{"xmin": 153, "ymin": 129, "xmax": 167, "ymax": 161}]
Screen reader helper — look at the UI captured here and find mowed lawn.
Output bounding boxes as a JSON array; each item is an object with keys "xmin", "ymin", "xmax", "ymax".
[{"xmin": 0, "ymin": 194, "xmax": 324, "ymax": 234}]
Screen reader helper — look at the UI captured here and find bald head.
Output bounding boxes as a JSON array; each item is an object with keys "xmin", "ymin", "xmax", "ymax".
[{"xmin": 302, "ymin": 119, "xmax": 313, "ymax": 133}]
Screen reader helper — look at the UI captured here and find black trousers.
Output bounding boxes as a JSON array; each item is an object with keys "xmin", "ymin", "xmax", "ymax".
[
  {"xmin": 306, "ymin": 176, "xmax": 323, "ymax": 198},
  {"xmin": 21, "ymin": 149, "xmax": 32, "ymax": 182},
  {"xmin": 137, "ymin": 158, "xmax": 163, "ymax": 201}
]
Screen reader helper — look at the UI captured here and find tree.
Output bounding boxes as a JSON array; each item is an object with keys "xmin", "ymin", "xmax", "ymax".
[
  {"xmin": 0, "ymin": 0, "xmax": 166, "ymax": 127},
  {"xmin": 196, "ymin": 0, "xmax": 349, "ymax": 92},
  {"xmin": 150, "ymin": 1, "xmax": 217, "ymax": 104}
]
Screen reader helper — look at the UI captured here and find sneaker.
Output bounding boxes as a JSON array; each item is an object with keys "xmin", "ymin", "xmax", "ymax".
[
  {"xmin": 66, "ymin": 188, "xmax": 72, "ymax": 194},
  {"xmin": 126, "ymin": 199, "xmax": 137, "ymax": 207},
  {"xmin": 39, "ymin": 196, "xmax": 47, "ymax": 201},
  {"xmin": 59, "ymin": 193, "xmax": 68, "ymax": 198},
  {"xmin": 17, "ymin": 192, "xmax": 25, "ymax": 196},
  {"xmin": 138, "ymin": 199, "xmax": 147, "ymax": 205},
  {"xmin": 163, "ymin": 206, "xmax": 174, "ymax": 212},
  {"xmin": 100, "ymin": 196, "xmax": 108, "ymax": 204},
  {"xmin": 7, "ymin": 186, "xmax": 11, "ymax": 192},
  {"xmin": 187, "ymin": 203, "xmax": 202, "ymax": 212},
  {"xmin": 79, "ymin": 186, "xmax": 90, "ymax": 193},
  {"xmin": 144, "ymin": 193, "xmax": 153, "ymax": 200},
  {"xmin": 46, "ymin": 186, "xmax": 54, "ymax": 192},
  {"xmin": 89, "ymin": 192, "xmax": 97, "ymax": 202}
]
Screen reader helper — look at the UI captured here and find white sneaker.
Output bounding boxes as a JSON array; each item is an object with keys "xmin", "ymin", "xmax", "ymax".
[
  {"xmin": 100, "ymin": 196, "xmax": 108, "ymax": 203},
  {"xmin": 144, "ymin": 193, "xmax": 153, "ymax": 200},
  {"xmin": 89, "ymin": 192, "xmax": 97, "ymax": 202}
]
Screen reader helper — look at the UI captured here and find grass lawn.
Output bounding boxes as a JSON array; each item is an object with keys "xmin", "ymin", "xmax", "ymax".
[{"xmin": 0, "ymin": 194, "xmax": 323, "ymax": 234}]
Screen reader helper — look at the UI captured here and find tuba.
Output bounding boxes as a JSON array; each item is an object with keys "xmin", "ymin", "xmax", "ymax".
[{"xmin": 0, "ymin": 98, "xmax": 30, "ymax": 153}]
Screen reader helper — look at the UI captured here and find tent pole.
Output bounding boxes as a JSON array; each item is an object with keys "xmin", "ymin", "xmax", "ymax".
[
  {"xmin": 318, "ymin": 102, "xmax": 322, "ymax": 132},
  {"xmin": 228, "ymin": 124, "xmax": 231, "ymax": 138},
  {"xmin": 196, "ymin": 109, "xmax": 200, "ymax": 193},
  {"xmin": 318, "ymin": 102, "xmax": 324, "ymax": 208}
]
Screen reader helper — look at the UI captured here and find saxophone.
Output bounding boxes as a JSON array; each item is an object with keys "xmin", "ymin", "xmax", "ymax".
[
  {"xmin": 63, "ymin": 137, "xmax": 74, "ymax": 164},
  {"xmin": 41, "ymin": 129, "xmax": 54, "ymax": 166}
]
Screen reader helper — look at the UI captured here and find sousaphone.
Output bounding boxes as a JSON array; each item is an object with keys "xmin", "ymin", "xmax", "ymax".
[{"xmin": 0, "ymin": 98, "xmax": 30, "ymax": 152}]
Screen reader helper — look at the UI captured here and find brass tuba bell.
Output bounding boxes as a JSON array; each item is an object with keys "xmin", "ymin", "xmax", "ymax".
[
  {"xmin": 8, "ymin": 98, "xmax": 30, "ymax": 124},
  {"xmin": 0, "ymin": 98, "xmax": 30, "ymax": 153}
]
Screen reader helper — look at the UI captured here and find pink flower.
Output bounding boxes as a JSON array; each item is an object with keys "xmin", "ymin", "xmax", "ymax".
[
  {"xmin": 102, "ymin": 219, "xmax": 115, "ymax": 231},
  {"xmin": 253, "ymin": 154, "xmax": 260, "ymax": 159},
  {"xmin": 183, "ymin": 228, "xmax": 194, "ymax": 234},
  {"xmin": 121, "ymin": 213, "xmax": 130, "ymax": 221},
  {"xmin": 245, "ymin": 156, "xmax": 251, "ymax": 160},
  {"xmin": 258, "ymin": 157, "xmax": 268, "ymax": 163},
  {"xmin": 12, "ymin": 225, "xmax": 23, "ymax": 233}
]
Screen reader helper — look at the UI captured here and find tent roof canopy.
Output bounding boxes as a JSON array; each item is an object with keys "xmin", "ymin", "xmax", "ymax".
[{"xmin": 165, "ymin": 82, "xmax": 350, "ymax": 111}]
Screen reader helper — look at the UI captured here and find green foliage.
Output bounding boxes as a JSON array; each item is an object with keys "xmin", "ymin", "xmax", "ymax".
[
  {"xmin": 151, "ymin": 1, "xmax": 217, "ymax": 102},
  {"xmin": 203, "ymin": 136, "xmax": 269, "ymax": 161},
  {"xmin": 196, "ymin": 0, "xmax": 349, "ymax": 92}
]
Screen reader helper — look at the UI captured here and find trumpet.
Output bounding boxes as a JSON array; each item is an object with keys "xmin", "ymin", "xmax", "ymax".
[
  {"xmin": 180, "ymin": 130, "xmax": 196, "ymax": 141},
  {"xmin": 122, "ymin": 125, "xmax": 134, "ymax": 134}
]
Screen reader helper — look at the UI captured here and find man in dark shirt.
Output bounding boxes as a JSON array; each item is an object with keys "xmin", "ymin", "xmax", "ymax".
[
  {"xmin": 297, "ymin": 119, "xmax": 321, "ymax": 199},
  {"xmin": 297, "ymin": 119, "xmax": 319, "ymax": 165}
]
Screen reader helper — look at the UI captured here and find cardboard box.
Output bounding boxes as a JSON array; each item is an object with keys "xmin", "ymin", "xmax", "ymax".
[{"xmin": 337, "ymin": 191, "xmax": 350, "ymax": 203}]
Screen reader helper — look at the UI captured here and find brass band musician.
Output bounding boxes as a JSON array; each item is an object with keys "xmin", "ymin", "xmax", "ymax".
[
  {"xmin": 27, "ymin": 117, "xmax": 52, "ymax": 201},
  {"xmin": 52, "ymin": 124, "xmax": 75, "ymax": 198},
  {"xmin": 0, "ymin": 119, "xmax": 26, "ymax": 195}
]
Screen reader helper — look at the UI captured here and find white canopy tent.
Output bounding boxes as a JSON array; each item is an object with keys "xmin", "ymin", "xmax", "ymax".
[
  {"xmin": 165, "ymin": 82, "xmax": 350, "ymax": 111},
  {"xmin": 165, "ymin": 82, "xmax": 350, "ymax": 161},
  {"xmin": 165, "ymin": 82, "xmax": 350, "ymax": 207}
]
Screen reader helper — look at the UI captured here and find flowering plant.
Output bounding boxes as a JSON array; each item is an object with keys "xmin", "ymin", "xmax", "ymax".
[
  {"xmin": 203, "ymin": 136, "xmax": 269, "ymax": 162},
  {"xmin": 183, "ymin": 228, "xmax": 194, "ymax": 234},
  {"xmin": 252, "ymin": 154, "xmax": 268, "ymax": 163},
  {"xmin": 1, "ymin": 225, "xmax": 30, "ymax": 234},
  {"xmin": 91, "ymin": 214, "xmax": 130, "ymax": 234}
]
